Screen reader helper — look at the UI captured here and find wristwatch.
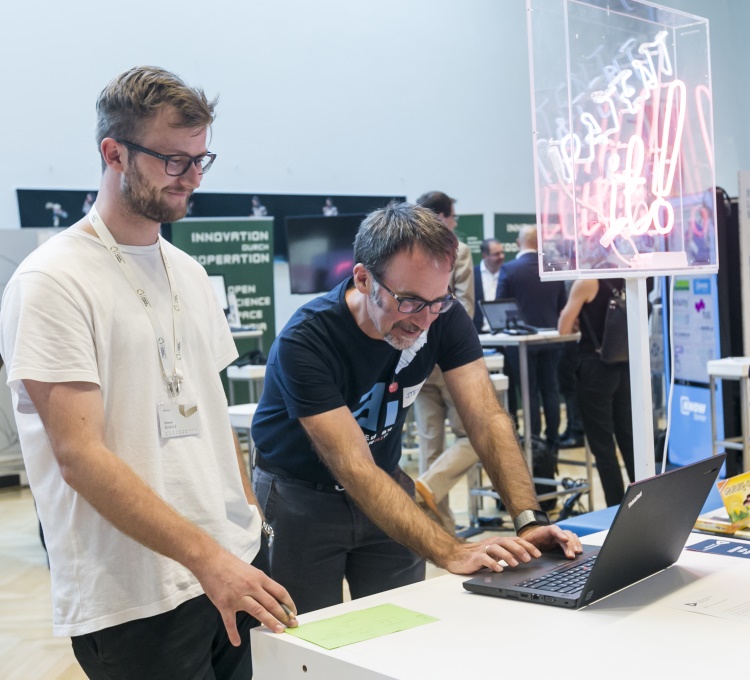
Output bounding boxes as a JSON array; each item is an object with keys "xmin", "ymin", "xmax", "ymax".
[{"xmin": 513, "ymin": 509, "xmax": 551, "ymax": 535}]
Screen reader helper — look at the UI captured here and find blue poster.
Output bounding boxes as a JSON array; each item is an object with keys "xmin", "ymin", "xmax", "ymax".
[{"xmin": 665, "ymin": 275, "xmax": 724, "ymax": 467}]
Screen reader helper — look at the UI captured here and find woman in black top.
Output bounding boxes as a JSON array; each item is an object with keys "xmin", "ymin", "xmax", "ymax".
[{"xmin": 558, "ymin": 278, "xmax": 635, "ymax": 506}]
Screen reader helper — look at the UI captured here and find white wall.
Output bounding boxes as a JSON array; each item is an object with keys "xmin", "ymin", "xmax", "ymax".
[
  {"xmin": 2, "ymin": 0, "xmax": 749, "ymax": 328},
  {"xmin": 3, "ymin": 0, "xmax": 747, "ymax": 223},
  {"xmin": 1, "ymin": 0, "xmax": 537, "ymax": 229}
]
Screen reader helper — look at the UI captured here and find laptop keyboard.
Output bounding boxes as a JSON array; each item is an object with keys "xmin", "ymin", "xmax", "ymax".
[{"xmin": 515, "ymin": 555, "xmax": 598, "ymax": 594}]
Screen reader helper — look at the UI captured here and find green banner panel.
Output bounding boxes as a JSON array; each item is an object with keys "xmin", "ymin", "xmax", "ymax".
[
  {"xmin": 171, "ymin": 217, "xmax": 275, "ymax": 402},
  {"xmin": 455, "ymin": 214, "xmax": 484, "ymax": 266},
  {"xmin": 493, "ymin": 213, "xmax": 537, "ymax": 262}
]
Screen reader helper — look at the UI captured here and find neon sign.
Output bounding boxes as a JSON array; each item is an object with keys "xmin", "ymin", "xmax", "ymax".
[
  {"xmin": 542, "ymin": 30, "xmax": 691, "ymax": 267},
  {"xmin": 528, "ymin": 1, "xmax": 717, "ymax": 277}
]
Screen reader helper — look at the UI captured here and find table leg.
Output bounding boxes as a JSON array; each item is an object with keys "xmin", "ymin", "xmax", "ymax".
[
  {"xmin": 519, "ymin": 342, "xmax": 532, "ymax": 470},
  {"xmin": 742, "ymin": 377, "xmax": 750, "ymax": 472},
  {"xmin": 710, "ymin": 375, "xmax": 718, "ymax": 459}
]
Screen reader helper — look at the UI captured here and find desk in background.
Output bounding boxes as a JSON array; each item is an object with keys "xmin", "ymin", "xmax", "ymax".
[
  {"xmin": 252, "ymin": 531, "xmax": 748, "ymax": 679},
  {"xmin": 230, "ymin": 327, "xmax": 264, "ymax": 349},
  {"xmin": 478, "ymin": 330, "xmax": 580, "ymax": 464},
  {"xmin": 477, "ymin": 331, "xmax": 590, "ymax": 513}
]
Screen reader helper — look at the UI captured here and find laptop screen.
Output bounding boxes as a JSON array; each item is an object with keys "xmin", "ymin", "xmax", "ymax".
[
  {"xmin": 208, "ymin": 274, "xmax": 229, "ymax": 313},
  {"xmin": 481, "ymin": 299, "xmax": 525, "ymax": 331}
]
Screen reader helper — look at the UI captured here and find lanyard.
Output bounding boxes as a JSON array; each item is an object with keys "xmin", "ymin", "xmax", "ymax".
[{"xmin": 89, "ymin": 204, "xmax": 184, "ymax": 398}]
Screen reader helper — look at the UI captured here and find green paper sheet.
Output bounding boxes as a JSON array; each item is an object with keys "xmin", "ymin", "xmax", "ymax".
[{"xmin": 285, "ymin": 603, "xmax": 438, "ymax": 650}]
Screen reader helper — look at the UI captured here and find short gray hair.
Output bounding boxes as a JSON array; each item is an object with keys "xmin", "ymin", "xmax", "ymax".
[{"xmin": 353, "ymin": 202, "xmax": 457, "ymax": 278}]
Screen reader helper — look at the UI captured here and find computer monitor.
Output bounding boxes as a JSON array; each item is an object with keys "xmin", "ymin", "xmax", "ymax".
[
  {"xmin": 285, "ymin": 213, "xmax": 366, "ymax": 294},
  {"xmin": 208, "ymin": 274, "xmax": 229, "ymax": 314},
  {"xmin": 480, "ymin": 299, "xmax": 525, "ymax": 331}
]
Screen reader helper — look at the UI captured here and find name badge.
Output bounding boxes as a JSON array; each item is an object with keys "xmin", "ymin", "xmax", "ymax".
[
  {"xmin": 157, "ymin": 400, "xmax": 201, "ymax": 438},
  {"xmin": 402, "ymin": 380, "xmax": 426, "ymax": 408}
]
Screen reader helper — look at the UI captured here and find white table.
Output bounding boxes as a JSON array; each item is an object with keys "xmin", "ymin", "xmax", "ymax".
[
  {"xmin": 231, "ymin": 327, "xmax": 264, "ymax": 346},
  {"xmin": 227, "ymin": 364, "xmax": 267, "ymax": 405},
  {"xmin": 228, "ymin": 402, "xmax": 258, "ymax": 434},
  {"xmin": 478, "ymin": 331, "xmax": 579, "ymax": 465},
  {"xmin": 251, "ymin": 531, "xmax": 748, "ymax": 679},
  {"xmin": 708, "ymin": 356, "xmax": 750, "ymax": 471}
]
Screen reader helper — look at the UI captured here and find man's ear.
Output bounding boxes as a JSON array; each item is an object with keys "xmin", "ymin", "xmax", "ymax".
[
  {"xmin": 352, "ymin": 263, "xmax": 370, "ymax": 294},
  {"xmin": 100, "ymin": 138, "xmax": 126, "ymax": 173}
]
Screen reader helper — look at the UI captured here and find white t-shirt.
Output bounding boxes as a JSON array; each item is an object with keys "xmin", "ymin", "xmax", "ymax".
[{"xmin": 0, "ymin": 229, "xmax": 261, "ymax": 637}]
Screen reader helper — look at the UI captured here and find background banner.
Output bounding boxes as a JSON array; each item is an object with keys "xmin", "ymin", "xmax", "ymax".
[{"xmin": 171, "ymin": 217, "xmax": 275, "ymax": 400}]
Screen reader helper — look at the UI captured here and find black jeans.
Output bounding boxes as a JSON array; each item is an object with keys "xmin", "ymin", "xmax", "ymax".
[
  {"xmin": 506, "ymin": 346, "xmax": 562, "ymax": 446},
  {"xmin": 252, "ymin": 465, "xmax": 425, "ymax": 615},
  {"xmin": 71, "ymin": 593, "xmax": 257, "ymax": 680},
  {"xmin": 558, "ymin": 342, "xmax": 584, "ymax": 438},
  {"xmin": 575, "ymin": 353, "xmax": 635, "ymax": 507}
]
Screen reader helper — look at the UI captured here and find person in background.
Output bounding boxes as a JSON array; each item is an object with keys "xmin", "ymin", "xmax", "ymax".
[
  {"xmin": 472, "ymin": 237, "xmax": 518, "ymax": 420},
  {"xmin": 322, "ymin": 197, "xmax": 339, "ymax": 216},
  {"xmin": 472, "ymin": 238, "xmax": 504, "ymax": 333},
  {"xmin": 0, "ymin": 66, "xmax": 295, "ymax": 679},
  {"xmin": 251, "ymin": 195, "xmax": 268, "ymax": 217},
  {"xmin": 558, "ymin": 277, "xmax": 635, "ymax": 506},
  {"xmin": 558, "ymin": 279, "xmax": 585, "ymax": 449},
  {"xmin": 251, "ymin": 201, "xmax": 581, "ymax": 615},
  {"xmin": 411, "ymin": 191, "xmax": 475, "ymax": 533},
  {"xmin": 496, "ymin": 225, "xmax": 566, "ymax": 452}
]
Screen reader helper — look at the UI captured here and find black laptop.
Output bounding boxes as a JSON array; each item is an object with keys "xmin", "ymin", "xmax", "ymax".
[
  {"xmin": 479, "ymin": 298, "xmax": 547, "ymax": 335},
  {"xmin": 463, "ymin": 453, "xmax": 726, "ymax": 609}
]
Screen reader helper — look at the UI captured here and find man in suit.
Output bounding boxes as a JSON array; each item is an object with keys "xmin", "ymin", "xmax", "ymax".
[
  {"xmin": 473, "ymin": 238, "xmax": 504, "ymax": 333},
  {"xmin": 496, "ymin": 225, "xmax": 566, "ymax": 450}
]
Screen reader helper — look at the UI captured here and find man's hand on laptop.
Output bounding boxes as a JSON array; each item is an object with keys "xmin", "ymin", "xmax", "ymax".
[
  {"xmin": 440, "ymin": 536, "xmax": 542, "ymax": 574},
  {"xmin": 440, "ymin": 527, "xmax": 582, "ymax": 574},
  {"xmin": 517, "ymin": 525, "xmax": 582, "ymax": 559}
]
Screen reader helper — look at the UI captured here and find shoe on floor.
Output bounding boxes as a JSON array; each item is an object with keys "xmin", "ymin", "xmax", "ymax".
[
  {"xmin": 414, "ymin": 479, "xmax": 442, "ymax": 517},
  {"xmin": 559, "ymin": 435, "xmax": 584, "ymax": 449}
]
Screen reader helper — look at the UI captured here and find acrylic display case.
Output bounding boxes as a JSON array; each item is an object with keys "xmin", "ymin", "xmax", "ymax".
[{"xmin": 526, "ymin": 0, "xmax": 716, "ymax": 279}]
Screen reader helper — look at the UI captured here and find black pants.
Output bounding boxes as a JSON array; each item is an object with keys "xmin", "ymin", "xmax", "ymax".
[
  {"xmin": 506, "ymin": 346, "xmax": 562, "ymax": 446},
  {"xmin": 558, "ymin": 342, "xmax": 584, "ymax": 438},
  {"xmin": 253, "ymin": 465, "xmax": 425, "ymax": 615},
  {"xmin": 575, "ymin": 354, "xmax": 635, "ymax": 507},
  {"xmin": 71, "ymin": 550, "xmax": 268, "ymax": 680}
]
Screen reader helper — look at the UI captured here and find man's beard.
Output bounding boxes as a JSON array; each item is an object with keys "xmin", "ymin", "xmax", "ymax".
[
  {"xmin": 384, "ymin": 320, "xmax": 424, "ymax": 350},
  {"xmin": 122, "ymin": 160, "xmax": 192, "ymax": 224}
]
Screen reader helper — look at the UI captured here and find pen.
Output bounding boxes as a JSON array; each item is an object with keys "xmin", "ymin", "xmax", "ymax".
[{"xmin": 280, "ymin": 603, "xmax": 295, "ymax": 619}]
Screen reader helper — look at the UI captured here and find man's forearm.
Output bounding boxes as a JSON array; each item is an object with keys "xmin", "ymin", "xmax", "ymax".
[
  {"xmin": 300, "ymin": 410, "xmax": 462, "ymax": 567},
  {"xmin": 468, "ymin": 408, "xmax": 540, "ymax": 517},
  {"xmin": 446, "ymin": 363, "xmax": 540, "ymax": 519},
  {"xmin": 340, "ymin": 458, "xmax": 459, "ymax": 564},
  {"xmin": 232, "ymin": 427, "xmax": 262, "ymax": 513}
]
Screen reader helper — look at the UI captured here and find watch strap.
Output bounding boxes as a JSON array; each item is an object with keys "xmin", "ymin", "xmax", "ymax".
[{"xmin": 513, "ymin": 509, "xmax": 551, "ymax": 534}]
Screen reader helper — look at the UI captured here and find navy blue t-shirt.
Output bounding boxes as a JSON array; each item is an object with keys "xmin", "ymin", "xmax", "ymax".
[{"xmin": 251, "ymin": 277, "xmax": 483, "ymax": 485}]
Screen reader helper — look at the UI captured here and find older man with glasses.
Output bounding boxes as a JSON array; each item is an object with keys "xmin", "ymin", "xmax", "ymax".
[{"xmin": 251, "ymin": 202, "xmax": 581, "ymax": 615}]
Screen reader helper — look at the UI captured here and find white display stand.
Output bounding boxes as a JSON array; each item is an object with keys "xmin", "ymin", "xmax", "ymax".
[
  {"xmin": 738, "ymin": 171, "xmax": 750, "ymax": 357},
  {"xmin": 526, "ymin": 0, "xmax": 717, "ymax": 480},
  {"xmin": 708, "ymin": 357, "xmax": 750, "ymax": 471}
]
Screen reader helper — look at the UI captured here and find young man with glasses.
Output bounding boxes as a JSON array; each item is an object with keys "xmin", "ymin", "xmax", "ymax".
[
  {"xmin": 0, "ymin": 66, "xmax": 295, "ymax": 679},
  {"xmin": 252, "ymin": 202, "xmax": 581, "ymax": 615}
]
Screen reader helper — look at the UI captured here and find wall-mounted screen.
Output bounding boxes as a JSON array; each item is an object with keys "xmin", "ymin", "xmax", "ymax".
[
  {"xmin": 207, "ymin": 274, "xmax": 229, "ymax": 313},
  {"xmin": 286, "ymin": 213, "xmax": 366, "ymax": 294}
]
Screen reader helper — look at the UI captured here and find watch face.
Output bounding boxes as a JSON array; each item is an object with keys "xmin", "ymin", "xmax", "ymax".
[{"xmin": 513, "ymin": 510, "xmax": 550, "ymax": 533}]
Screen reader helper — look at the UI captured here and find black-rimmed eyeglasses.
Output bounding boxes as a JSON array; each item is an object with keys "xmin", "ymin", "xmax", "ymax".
[
  {"xmin": 116, "ymin": 139, "xmax": 217, "ymax": 177},
  {"xmin": 370, "ymin": 272, "xmax": 456, "ymax": 314}
]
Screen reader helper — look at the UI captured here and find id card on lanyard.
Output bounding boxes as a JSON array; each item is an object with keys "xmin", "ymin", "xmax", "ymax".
[{"xmin": 89, "ymin": 204, "xmax": 200, "ymax": 438}]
